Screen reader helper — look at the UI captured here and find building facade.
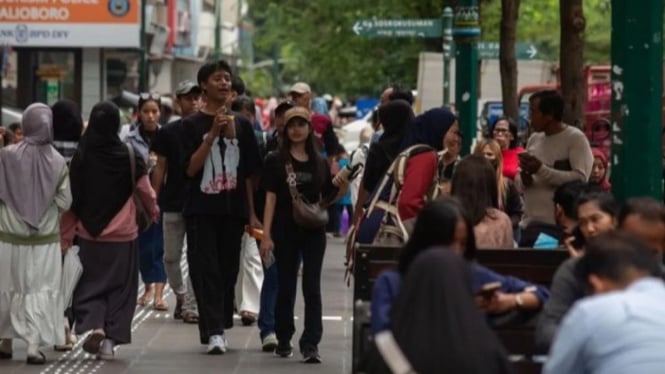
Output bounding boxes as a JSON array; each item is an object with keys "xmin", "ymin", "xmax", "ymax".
[{"xmin": 0, "ymin": 0, "xmax": 241, "ymax": 120}]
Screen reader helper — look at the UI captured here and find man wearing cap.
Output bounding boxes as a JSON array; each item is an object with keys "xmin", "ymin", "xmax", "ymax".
[
  {"xmin": 288, "ymin": 82, "xmax": 340, "ymax": 159},
  {"xmin": 150, "ymin": 80, "xmax": 202, "ymax": 323}
]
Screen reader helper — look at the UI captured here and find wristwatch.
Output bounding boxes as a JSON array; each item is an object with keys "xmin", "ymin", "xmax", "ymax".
[{"xmin": 515, "ymin": 294, "xmax": 524, "ymax": 309}]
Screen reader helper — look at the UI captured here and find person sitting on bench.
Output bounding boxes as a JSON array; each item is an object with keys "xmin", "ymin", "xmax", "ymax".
[
  {"xmin": 371, "ymin": 198, "xmax": 550, "ymax": 335},
  {"xmin": 365, "ymin": 249, "xmax": 512, "ymax": 374}
]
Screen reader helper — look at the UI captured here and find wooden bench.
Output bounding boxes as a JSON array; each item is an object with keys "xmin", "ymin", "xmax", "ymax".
[{"xmin": 352, "ymin": 244, "xmax": 569, "ymax": 374}]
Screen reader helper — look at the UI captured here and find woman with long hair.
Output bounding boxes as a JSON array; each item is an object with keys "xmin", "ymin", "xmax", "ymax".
[
  {"xmin": 124, "ymin": 94, "xmax": 168, "ymax": 310},
  {"xmin": 474, "ymin": 139, "xmax": 523, "ymax": 239},
  {"xmin": 368, "ymin": 250, "xmax": 513, "ymax": 374},
  {"xmin": 260, "ymin": 107, "xmax": 347, "ymax": 363},
  {"xmin": 370, "ymin": 197, "xmax": 548, "ymax": 334},
  {"xmin": 62, "ymin": 101, "xmax": 159, "ymax": 360},
  {"xmin": 452, "ymin": 155, "xmax": 514, "ymax": 248},
  {"xmin": 491, "ymin": 116, "xmax": 525, "ymax": 180},
  {"xmin": 0, "ymin": 104, "xmax": 71, "ymax": 365}
]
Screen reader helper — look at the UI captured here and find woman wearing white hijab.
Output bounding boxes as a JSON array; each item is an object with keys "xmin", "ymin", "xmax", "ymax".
[{"xmin": 0, "ymin": 103, "xmax": 72, "ymax": 365}]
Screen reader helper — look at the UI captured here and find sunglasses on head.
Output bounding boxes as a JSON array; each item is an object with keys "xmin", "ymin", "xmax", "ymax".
[{"xmin": 139, "ymin": 92, "xmax": 161, "ymax": 101}]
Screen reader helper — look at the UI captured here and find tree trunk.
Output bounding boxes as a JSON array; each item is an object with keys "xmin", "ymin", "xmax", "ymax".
[
  {"xmin": 499, "ymin": 0, "xmax": 521, "ymax": 121},
  {"xmin": 559, "ymin": 0, "xmax": 586, "ymax": 127}
]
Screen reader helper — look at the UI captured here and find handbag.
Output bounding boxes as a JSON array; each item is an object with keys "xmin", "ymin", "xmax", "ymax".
[
  {"xmin": 285, "ymin": 162, "xmax": 329, "ymax": 229},
  {"xmin": 126, "ymin": 144, "xmax": 152, "ymax": 232}
]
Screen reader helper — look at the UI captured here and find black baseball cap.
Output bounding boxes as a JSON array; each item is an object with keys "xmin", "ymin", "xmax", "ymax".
[{"xmin": 275, "ymin": 100, "xmax": 296, "ymax": 116}]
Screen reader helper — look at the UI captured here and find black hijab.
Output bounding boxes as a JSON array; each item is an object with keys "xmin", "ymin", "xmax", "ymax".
[
  {"xmin": 362, "ymin": 99, "xmax": 414, "ymax": 194},
  {"xmin": 368, "ymin": 249, "xmax": 512, "ymax": 374},
  {"xmin": 52, "ymin": 99, "xmax": 83, "ymax": 141},
  {"xmin": 376, "ymin": 99, "xmax": 413, "ymax": 159},
  {"xmin": 70, "ymin": 101, "xmax": 146, "ymax": 237}
]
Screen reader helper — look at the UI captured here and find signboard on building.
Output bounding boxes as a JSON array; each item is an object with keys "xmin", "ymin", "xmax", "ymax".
[{"xmin": 0, "ymin": 0, "xmax": 140, "ymax": 47}]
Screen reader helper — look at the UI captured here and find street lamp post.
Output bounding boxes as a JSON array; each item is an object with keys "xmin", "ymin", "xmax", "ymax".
[
  {"xmin": 610, "ymin": 0, "xmax": 664, "ymax": 200},
  {"xmin": 139, "ymin": 0, "xmax": 147, "ymax": 93},
  {"xmin": 442, "ymin": 7, "xmax": 453, "ymax": 107},
  {"xmin": 452, "ymin": 0, "xmax": 480, "ymax": 155},
  {"xmin": 214, "ymin": 0, "xmax": 222, "ymax": 60}
]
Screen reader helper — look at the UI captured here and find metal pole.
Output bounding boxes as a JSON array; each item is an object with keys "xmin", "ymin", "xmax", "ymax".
[
  {"xmin": 138, "ymin": 0, "xmax": 148, "ymax": 93},
  {"xmin": 453, "ymin": 1, "xmax": 480, "ymax": 155},
  {"xmin": 214, "ymin": 0, "xmax": 222, "ymax": 60},
  {"xmin": 442, "ymin": 6, "xmax": 453, "ymax": 107},
  {"xmin": 610, "ymin": 0, "xmax": 664, "ymax": 200}
]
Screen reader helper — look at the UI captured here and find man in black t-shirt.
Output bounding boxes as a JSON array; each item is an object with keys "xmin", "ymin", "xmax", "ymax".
[
  {"xmin": 150, "ymin": 80, "xmax": 201, "ymax": 323},
  {"xmin": 181, "ymin": 60, "xmax": 262, "ymax": 354}
]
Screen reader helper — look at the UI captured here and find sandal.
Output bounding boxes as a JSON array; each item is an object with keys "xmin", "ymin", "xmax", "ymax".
[
  {"xmin": 182, "ymin": 310, "xmax": 199, "ymax": 324},
  {"xmin": 26, "ymin": 351, "xmax": 46, "ymax": 365},
  {"xmin": 153, "ymin": 300, "xmax": 169, "ymax": 311}
]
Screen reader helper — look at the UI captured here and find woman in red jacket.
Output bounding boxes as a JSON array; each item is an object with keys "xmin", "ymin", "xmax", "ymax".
[
  {"xmin": 491, "ymin": 117, "xmax": 524, "ymax": 180},
  {"xmin": 397, "ymin": 108, "xmax": 460, "ymax": 222}
]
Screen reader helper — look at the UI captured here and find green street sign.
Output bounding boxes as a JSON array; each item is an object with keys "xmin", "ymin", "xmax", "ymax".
[
  {"xmin": 352, "ymin": 19, "xmax": 442, "ymax": 38},
  {"xmin": 476, "ymin": 41, "xmax": 539, "ymax": 60}
]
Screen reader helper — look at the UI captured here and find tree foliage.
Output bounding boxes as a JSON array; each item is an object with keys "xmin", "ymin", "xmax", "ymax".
[
  {"xmin": 244, "ymin": 0, "xmax": 454, "ymax": 98},
  {"xmin": 243, "ymin": 0, "xmax": 613, "ymax": 98}
]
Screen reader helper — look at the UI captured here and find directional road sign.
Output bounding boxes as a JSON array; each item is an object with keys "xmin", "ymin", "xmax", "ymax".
[
  {"xmin": 352, "ymin": 19, "xmax": 442, "ymax": 38},
  {"xmin": 476, "ymin": 41, "xmax": 539, "ymax": 60}
]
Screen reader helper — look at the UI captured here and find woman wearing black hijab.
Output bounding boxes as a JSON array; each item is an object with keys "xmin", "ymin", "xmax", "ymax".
[
  {"xmin": 51, "ymin": 100, "xmax": 84, "ymax": 352},
  {"xmin": 61, "ymin": 101, "xmax": 159, "ymax": 360},
  {"xmin": 352, "ymin": 100, "xmax": 414, "ymax": 243},
  {"xmin": 52, "ymin": 99, "xmax": 84, "ymax": 165},
  {"xmin": 367, "ymin": 249, "xmax": 513, "ymax": 374}
]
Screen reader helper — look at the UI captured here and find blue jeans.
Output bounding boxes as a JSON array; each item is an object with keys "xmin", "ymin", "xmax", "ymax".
[
  {"xmin": 258, "ymin": 262, "xmax": 278, "ymax": 339},
  {"xmin": 138, "ymin": 218, "xmax": 167, "ymax": 283}
]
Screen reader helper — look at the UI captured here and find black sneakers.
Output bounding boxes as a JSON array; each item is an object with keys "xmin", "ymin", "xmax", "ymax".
[
  {"xmin": 275, "ymin": 342, "xmax": 293, "ymax": 358},
  {"xmin": 301, "ymin": 347, "xmax": 322, "ymax": 364}
]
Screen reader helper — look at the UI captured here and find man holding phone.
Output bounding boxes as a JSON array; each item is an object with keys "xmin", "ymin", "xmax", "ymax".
[
  {"xmin": 518, "ymin": 90, "xmax": 593, "ymax": 242},
  {"xmin": 181, "ymin": 60, "xmax": 262, "ymax": 355}
]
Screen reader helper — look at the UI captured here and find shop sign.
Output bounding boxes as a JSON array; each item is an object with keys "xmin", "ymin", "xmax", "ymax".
[{"xmin": 0, "ymin": 0, "xmax": 140, "ymax": 47}]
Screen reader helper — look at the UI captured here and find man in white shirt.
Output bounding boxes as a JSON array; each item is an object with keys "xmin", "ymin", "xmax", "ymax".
[{"xmin": 544, "ymin": 231, "xmax": 665, "ymax": 374}]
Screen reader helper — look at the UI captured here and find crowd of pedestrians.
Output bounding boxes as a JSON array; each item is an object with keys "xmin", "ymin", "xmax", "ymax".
[{"xmin": 1, "ymin": 58, "xmax": 665, "ymax": 374}]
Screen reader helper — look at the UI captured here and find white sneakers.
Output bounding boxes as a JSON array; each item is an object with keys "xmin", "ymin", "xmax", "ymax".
[{"xmin": 207, "ymin": 334, "xmax": 228, "ymax": 355}]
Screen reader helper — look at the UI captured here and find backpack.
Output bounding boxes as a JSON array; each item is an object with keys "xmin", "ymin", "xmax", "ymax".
[{"xmin": 344, "ymin": 144, "xmax": 442, "ymax": 283}]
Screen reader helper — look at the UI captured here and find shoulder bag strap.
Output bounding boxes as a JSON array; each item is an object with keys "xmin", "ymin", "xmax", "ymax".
[
  {"xmin": 126, "ymin": 143, "xmax": 137, "ymax": 193},
  {"xmin": 284, "ymin": 162, "xmax": 299, "ymax": 201}
]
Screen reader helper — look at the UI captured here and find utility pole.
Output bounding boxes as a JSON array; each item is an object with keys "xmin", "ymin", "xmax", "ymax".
[
  {"xmin": 610, "ymin": 0, "xmax": 663, "ymax": 201},
  {"xmin": 139, "ymin": 0, "xmax": 147, "ymax": 93},
  {"xmin": 214, "ymin": 0, "xmax": 222, "ymax": 60},
  {"xmin": 442, "ymin": 6, "xmax": 453, "ymax": 107},
  {"xmin": 453, "ymin": 1, "xmax": 480, "ymax": 155}
]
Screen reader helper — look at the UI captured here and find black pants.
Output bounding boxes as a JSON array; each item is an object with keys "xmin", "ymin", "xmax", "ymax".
[
  {"xmin": 274, "ymin": 226, "xmax": 326, "ymax": 351},
  {"xmin": 73, "ymin": 239, "xmax": 138, "ymax": 345},
  {"xmin": 185, "ymin": 215, "xmax": 244, "ymax": 344}
]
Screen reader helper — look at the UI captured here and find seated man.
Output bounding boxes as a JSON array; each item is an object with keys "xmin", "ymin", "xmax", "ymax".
[
  {"xmin": 526, "ymin": 180, "xmax": 588, "ymax": 248},
  {"xmin": 544, "ymin": 232, "xmax": 665, "ymax": 374},
  {"xmin": 536, "ymin": 196, "xmax": 665, "ymax": 353}
]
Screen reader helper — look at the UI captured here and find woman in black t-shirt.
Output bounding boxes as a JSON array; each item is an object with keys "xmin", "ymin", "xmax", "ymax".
[{"xmin": 260, "ymin": 107, "xmax": 346, "ymax": 363}]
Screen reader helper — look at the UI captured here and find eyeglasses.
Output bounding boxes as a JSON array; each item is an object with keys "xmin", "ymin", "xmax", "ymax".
[{"xmin": 493, "ymin": 128, "xmax": 509, "ymax": 134}]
